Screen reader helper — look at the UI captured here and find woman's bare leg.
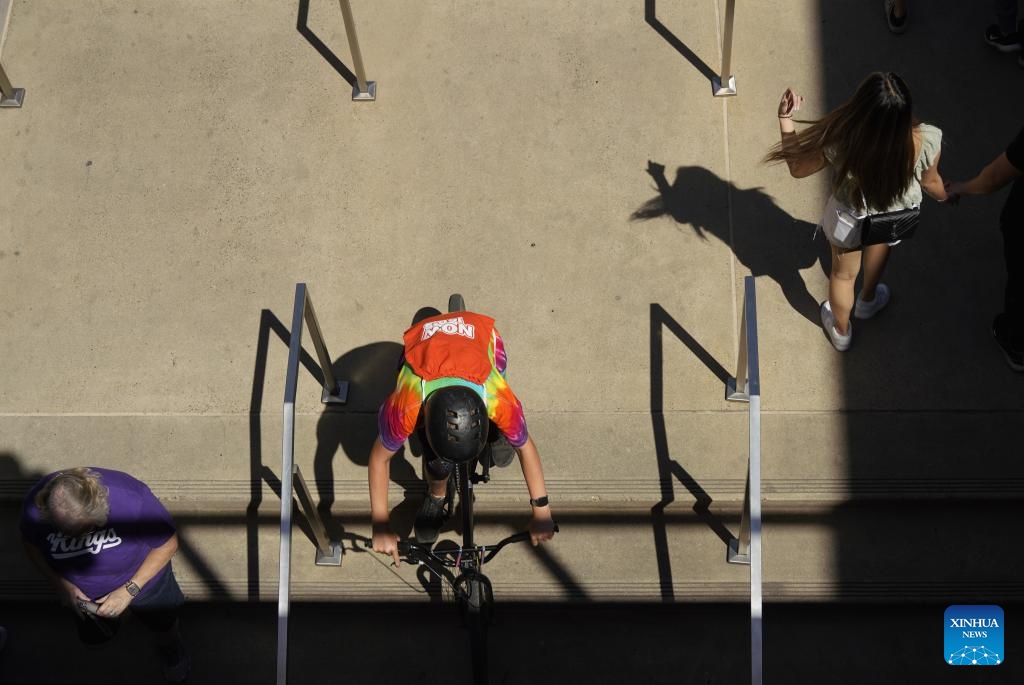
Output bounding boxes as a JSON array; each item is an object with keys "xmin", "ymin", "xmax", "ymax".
[
  {"xmin": 859, "ymin": 243, "xmax": 892, "ymax": 302},
  {"xmin": 829, "ymin": 245, "xmax": 862, "ymax": 335}
]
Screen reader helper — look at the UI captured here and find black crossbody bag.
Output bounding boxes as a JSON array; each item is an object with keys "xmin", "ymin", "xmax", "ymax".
[{"xmin": 860, "ymin": 206, "xmax": 920, "ymax": 245}]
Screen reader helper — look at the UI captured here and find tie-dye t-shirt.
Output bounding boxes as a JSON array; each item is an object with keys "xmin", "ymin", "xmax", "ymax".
[{"xmin": 378, "ymin": 327, "xmax": 528, "ymax": 452}]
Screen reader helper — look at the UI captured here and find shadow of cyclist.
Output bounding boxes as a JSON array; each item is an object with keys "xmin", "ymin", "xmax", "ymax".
[
  {"xmin": 632, "ymin": 162, "xmax": 830, "ymax": 325},
  {"xmin": 314, "ymin": 341, "xmax": 420, "ymax": 540}
]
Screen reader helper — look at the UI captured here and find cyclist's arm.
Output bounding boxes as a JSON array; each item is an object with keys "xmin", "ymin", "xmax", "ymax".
[
  {"xmin": 368, "ymin": 437, "xmax": 401, "ymax": 564},
  {"xmin": 516, "ymin": 435, "xmax": 555, "ymax": 545}
]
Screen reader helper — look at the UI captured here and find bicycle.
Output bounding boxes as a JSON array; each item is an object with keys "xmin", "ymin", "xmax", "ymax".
[{"xmin": 374, "ymin": 293, "xmax": 558, "ymax": 684}]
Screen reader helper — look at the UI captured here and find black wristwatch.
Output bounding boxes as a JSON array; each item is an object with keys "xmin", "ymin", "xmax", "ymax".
[
  {"xmin": 125, "ymin": 580, "xmax": 141, "ymax": 597},
  {"xmin": 529, "ymin": 495, "xmax": 549, "ymax": 508}
]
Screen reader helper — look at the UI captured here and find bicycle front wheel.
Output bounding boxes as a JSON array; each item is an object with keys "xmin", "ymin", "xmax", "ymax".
[{"xmin": 459, "ymin": 573, "xmax": 492, "ymax": 685}]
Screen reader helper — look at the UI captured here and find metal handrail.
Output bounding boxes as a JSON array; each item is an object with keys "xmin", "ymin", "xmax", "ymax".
[
  {"xmin": 0, "ymin": 0, "xmax": 25, "ymax": 108},
  {"xmin": 0, "ymin": 59, "xmax": 23, "ymax": 107},
  {"xmin": 725, "ymin": 276, "xmax": 762, "ymax": 685},
  {"xmin": 338, "ymin": 0, "xmax": 376, "ymax": 101},
  {"xmin": 278, "ymin": 283, "xmax": 348, "ymax": 685},
  {"xmin": 711, "ymin": 0, "xmax": 737, "ymax": 97}
]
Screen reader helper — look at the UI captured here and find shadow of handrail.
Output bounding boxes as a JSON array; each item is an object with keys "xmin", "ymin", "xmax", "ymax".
[
  {"xmin": 649, "ymin": 303, "xmax": 736, "ymax": 602},
  {"xmin": 644, "ymin": 0, "xmax": 717, "ymax": 83},
  {"xmin": 248, "ymin": 308, "xmax": 325, "ymax": 601},
  {"xmin": 297, "ymin": 0, "xmax": 358, "ymax": 88}
]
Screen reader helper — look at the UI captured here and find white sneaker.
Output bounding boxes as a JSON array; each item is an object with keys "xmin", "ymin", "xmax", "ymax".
[
  {"xmin": 821, "ymin": 301, "xmax": 852, "ymax": 351},
  {"xmin": 854, "ymin": 283, "xmax": 891, "ymax": 319}
]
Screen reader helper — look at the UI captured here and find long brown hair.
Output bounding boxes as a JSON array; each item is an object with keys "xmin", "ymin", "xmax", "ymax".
[{"xmin": 765, "ymin": 72, "xmax": 916, "ymax": 211}]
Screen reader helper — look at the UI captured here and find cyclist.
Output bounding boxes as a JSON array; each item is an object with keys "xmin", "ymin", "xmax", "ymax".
[{"xmin": 369, "ymin": 308, "xmax": 555, "ymax": 564}]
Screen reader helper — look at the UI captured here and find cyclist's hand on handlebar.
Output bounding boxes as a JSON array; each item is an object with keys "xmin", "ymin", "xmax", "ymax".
[
  {"xmin": 372, "ymin": 523, "xmax": 401, "ymax": 566},
  {"xmin": 528, "ymin": 508, "xmax": 556, "ymax": 546}
]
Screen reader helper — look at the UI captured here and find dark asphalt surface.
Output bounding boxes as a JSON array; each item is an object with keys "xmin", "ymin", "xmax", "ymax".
[{"xmin": 1, "ymin": 601, "xmax": 1020, "ymax": 684}]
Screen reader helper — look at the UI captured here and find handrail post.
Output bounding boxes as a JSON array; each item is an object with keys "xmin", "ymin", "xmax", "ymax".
[
  {"xmin": 338, "ymin": 0, "xmax": 376, "ymax": 101},
  {"xmin": 303, "ymin": 295, "xmax": 348, "ymax": 404},
  {"xmin": 293, "ymin": 463, "xmax": 342, "ymax": 565},
  {"xmin": 0, "ymin": 60, "xmax": 24, "ymax": 108},
  {"xmin": 0, "ymin": 0, "xmax": 24, "ymax": 108},
  {"xmin": 711, "ymin": 0, "xmax": 737, "ymax": 97},
  {"xmin": 726, "ymin": 293, "xmax": 749, "ymax": 402},
  {"xmin": 727, "ymin": 474, "xmax": 751, "ymax": 562}
]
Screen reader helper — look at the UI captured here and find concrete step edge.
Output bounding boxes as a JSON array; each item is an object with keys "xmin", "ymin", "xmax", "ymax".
[
  {"xmin": 4, "ymin": 477, "xmax": 1023, "ymax": 504},
  {"xmin": 4, "ymin": 579, "xmax": 1022, "ymax": 603}
]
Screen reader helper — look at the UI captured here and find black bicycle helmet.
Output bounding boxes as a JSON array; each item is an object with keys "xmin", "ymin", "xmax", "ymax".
[{"xmin": 423, "ymin": 386, "xmax": 488, "ymax": 464}]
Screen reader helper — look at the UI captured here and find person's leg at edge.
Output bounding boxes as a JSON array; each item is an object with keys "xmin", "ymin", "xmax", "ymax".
[
  {"xmin": 858, "ymin": 242, "xmax": 892, "ymax": 303},
  {"xmin": 424, "ymin": 460, "xmax": 451, "ymax": 499},
  {"xmin": 994, "ymin": 0, "xmax": 1018, "ymax": 36},
  {"xmin": 829, "ymin": 244, "xmax": 863, "ymax": 335},
  {"xmin": 415, "ymin": 447, "xmax": 452, "ymax": 543},
  {"xmin": 1001, "ymin": 220, "xmax": 1024, "ymax": 345},
  {"xmin": 130, "ymin": 568, "xmax": 189, "ymax": 683}
]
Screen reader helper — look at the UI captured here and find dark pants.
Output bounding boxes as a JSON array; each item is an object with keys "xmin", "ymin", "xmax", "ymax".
[
  {"xmin": 75, "ymin": 564, "xmax": 184, "ymax": 646},
  {"xmin": 994, "ymin": 0, "xmax": 1020, "ymax": 35},
  {"xmin": 1001, "ymin": 219, "xmax": 1024, "ymax": 345}
]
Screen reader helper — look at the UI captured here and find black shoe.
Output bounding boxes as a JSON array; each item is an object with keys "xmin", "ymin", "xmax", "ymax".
[
  {"xmin": 414, "ymin": 495, "xmax": 448, "ymax": 544},
  {"xmin": 486, "ymin": 434, "xmax": 516, "ymax": 468},
  {"xmin": 992, "ymin": 314, "xmax": 1024, "ymax": 372},
  {"xmin": 158, "ymin": 639, "xmax": 190, "ymax": 683},
  {"xmin": 985, "ymin": 25, "xmax": 1021, "ymax": 52},
  {"xmin": 884, "ymin": 0, "xmax": 906, "ymax": 34}
]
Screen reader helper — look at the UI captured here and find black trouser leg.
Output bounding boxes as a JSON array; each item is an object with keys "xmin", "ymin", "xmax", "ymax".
[{"xmin": 1001, "ymin": 220, "xmax": 1024, "ymax": 344}]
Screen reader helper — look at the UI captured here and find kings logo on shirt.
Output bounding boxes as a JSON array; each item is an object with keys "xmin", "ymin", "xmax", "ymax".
[
  {"xmin": 46, "ymin": 528, "xmax": 123, "ymax": 559},
  {"xmin": 420, "ymin": 316, "xmax": 476, "ymax": 341}
]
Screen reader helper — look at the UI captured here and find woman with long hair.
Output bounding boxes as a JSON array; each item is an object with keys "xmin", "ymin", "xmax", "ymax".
[{"xmin": 766, "ymin": 72, "xmax": 949, "ymax": 350}]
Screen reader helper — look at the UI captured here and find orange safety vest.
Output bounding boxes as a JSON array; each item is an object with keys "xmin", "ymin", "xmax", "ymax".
[{"xmin": 402, "ymin": 311, "xmax": 495, "ymax": 384}]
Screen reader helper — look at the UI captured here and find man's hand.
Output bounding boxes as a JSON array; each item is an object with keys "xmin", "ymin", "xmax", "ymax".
[
  {"xmin": 945, "ymin": 180, "xmax": 963, "ymax": 206},
  {"xmin": 59, "ymin": 578, "xmax": 91, "ymax": 611},
  {"xmin": 528, "ymin": 508, "xmax": 556, "ymax": 546},
  {"xmin": 96, "ymin": 585, "xmax": 134, "ymax": 618},
  {"xmin": 372, "ymin": 523, "xmax": 401, "ymax": 566}
]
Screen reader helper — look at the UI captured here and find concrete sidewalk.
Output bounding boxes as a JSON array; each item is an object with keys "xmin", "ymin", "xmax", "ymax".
[{"xmin": 1, "ymin": 1, "xmax": 1023, "ymax": 680}]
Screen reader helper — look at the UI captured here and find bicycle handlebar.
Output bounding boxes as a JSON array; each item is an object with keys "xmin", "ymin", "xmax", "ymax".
[{"xmin": 390, "ymin": 524, "xmax": 559, "ymax": 568}]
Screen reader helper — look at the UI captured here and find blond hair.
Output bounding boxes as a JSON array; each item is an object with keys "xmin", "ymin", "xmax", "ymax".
[{"xmin": 36, "ymin": 467, "xmax": 110, "ymax": 530}]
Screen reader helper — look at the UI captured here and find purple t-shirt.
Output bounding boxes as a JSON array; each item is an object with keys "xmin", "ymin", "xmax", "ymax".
[{"xmin": 19, "ymin": 468, "xmax": 176, "ymax": 601}]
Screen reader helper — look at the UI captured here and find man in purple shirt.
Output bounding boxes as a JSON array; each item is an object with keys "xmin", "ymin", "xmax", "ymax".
[{"xmin": 20, "ymin": 467, "xmax": 189, "ymax": 683}]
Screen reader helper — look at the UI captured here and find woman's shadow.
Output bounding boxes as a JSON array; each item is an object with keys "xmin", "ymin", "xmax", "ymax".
[{"xmin": 633, "ymin": 162, "xmax": 830, "ymax": 324}]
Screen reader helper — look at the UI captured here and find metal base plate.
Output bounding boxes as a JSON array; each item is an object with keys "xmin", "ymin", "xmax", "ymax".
[
  {"xmin": 0, "ymin": 87, "xmax": 25, "ymax": 108},
  {"xmin": 321, "ymin": 380, "xmax": 349, "ymax": 404},
  {"xmin": 725, "ymin": 377, "xmax": 749, "ymax": 402},
  {"xmin": 352, "ymin": 81, "xmax": 376, "ymax": 101},
  {"xmin": 315, "ymin": 541, "xmax": 343, "ymax": 566},
  {"xmin": 711, "ymin": 75, "xmax": 736, "ymax": 98},
  {"xmin": 727, "ymin": 537, "xmax": 750, "ymax": 565}
]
